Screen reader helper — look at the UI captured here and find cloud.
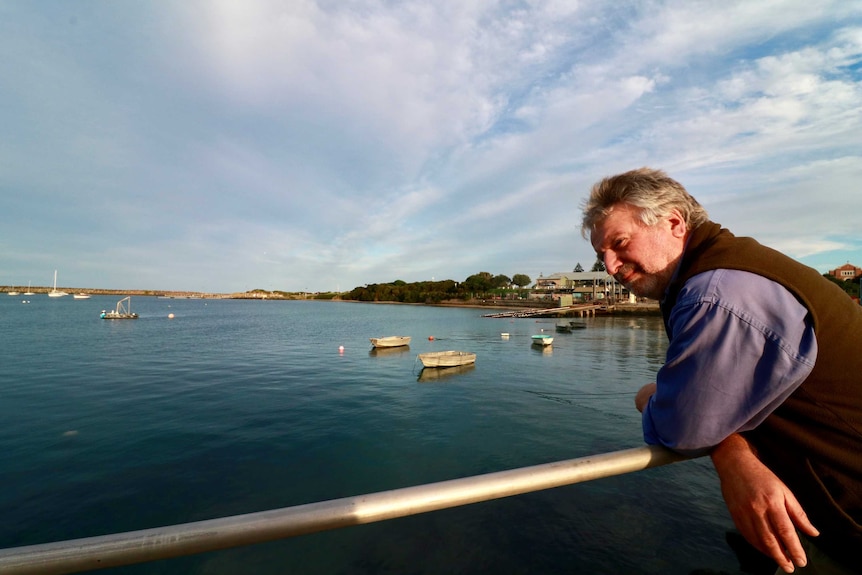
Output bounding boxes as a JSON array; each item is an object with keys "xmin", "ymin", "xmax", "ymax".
[{"xmin": 0, "ymin": 1, "xmax": 860, "ymax": 291}]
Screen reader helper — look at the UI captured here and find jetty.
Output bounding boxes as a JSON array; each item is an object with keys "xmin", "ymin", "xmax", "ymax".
[{"xmin": 483, "ymin": 303, "xmax": 604, "ymax": 318}]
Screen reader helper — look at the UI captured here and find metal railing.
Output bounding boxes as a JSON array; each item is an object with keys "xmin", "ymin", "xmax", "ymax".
[{"xmin": 0, "ymin": 445, "xmax": 691, "ymax": 575}]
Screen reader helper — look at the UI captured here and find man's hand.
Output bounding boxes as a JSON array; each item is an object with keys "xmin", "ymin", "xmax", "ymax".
[
  {"xmin": 711, "ymin": 434, "xmax": 819, "ymax": 573},
  {"xmin": 635, "ymin": 382, "xmax": 656, "ymax": 413}
]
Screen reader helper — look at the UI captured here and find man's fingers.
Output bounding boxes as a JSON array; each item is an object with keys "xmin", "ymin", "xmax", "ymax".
[
  {"xmin": 767, "ymin": 509, "xmax": 805, "ymax": 571},
  {"xmin": 742, "ymin": 515, "xmax": 795, "ymax": 573},
  {"xmin": 786, "ymin": 493, "xmax": 820, "ymax": 538}
]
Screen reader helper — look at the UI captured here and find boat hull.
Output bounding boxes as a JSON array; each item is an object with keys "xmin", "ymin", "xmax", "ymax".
[
  {"xmin": 101, "ymin": 296, "xmax": 137, "ymax": 319},
  {"xmin": 531, "ymin": 335, "xmax": 554, "ymax": 346},
  {"xmin": 370, "ymin": 336, "xmax": 411, "ymax": 348},
  {"xmin": 418, "ymin": 351, "xmax": 476, "ymax": 368}
]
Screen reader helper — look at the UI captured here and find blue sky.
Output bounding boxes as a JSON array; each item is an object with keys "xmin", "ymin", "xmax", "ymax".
[{"xmin": 2, "ymin": 1, "xmax": 860, "ymax": 293}]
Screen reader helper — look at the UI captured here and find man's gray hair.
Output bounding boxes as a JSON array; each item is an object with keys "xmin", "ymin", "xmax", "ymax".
[{"xmin": 580, "ymin": 167, "xmax": 709, "ymax": 238}]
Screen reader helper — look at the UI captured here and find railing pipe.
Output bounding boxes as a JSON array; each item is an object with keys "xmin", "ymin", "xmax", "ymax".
[{"xmin": 0, "ymin": 445, "xmax": 690, "ymax": 575}]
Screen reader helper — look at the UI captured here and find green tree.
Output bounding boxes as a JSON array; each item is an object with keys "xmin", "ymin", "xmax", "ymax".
[
  {"xmin": 574, "ymin": 263, "xmax": 584, "ymax": 272},
  {"xmin": 463, "ymin": 272, "xmax": 494, "ymax": 294},
  {"xmin": 492, "ymin": 274, "xmax": 512, "ymax": 288},
  {"xmin": 823, "ymin": 274, "xmax": 860, "ymax": 299},
  {"xmin": 511, "ymin": 273, "xmax": 531, "ymax": 288},
  {"xmin": 591, "ymin": 258, "xmax": 606, "ymax": 272}
]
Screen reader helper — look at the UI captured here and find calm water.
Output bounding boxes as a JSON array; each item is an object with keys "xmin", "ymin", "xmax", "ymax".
[{"xmin": 0, "ymin": 296, "xmax": 740, "ymax": 574}]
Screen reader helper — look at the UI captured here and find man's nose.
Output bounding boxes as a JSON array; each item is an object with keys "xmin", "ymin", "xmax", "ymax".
[{"xmin": 604, "ymin": 252, "xmax": 621, "ymax": 275}]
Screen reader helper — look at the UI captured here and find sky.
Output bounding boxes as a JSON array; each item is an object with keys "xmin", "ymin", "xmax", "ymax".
[{"xmin": 1, "ymin": 1, "xmax": 861, "ymax": 294}]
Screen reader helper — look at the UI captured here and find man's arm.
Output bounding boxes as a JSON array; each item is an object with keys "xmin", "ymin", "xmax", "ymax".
[
  {"xmin": 642, "ymin": 270, "xmax": 817, "ymax": 454},
  {"xmin": 635, "ymin": 382, "xmax": 655, "ymax": 413},
  {"xmin": 635, "ymin": 387, "xmax": 819, "ymax": 573},
  {"xmin": 710, "ymin": 433, "xmax": 819, "ymax": 574}
]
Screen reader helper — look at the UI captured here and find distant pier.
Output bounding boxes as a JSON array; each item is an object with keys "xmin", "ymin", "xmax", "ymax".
[{"xmin": 483, "ymin": 303, "xmax": 604, "ymax": 318}]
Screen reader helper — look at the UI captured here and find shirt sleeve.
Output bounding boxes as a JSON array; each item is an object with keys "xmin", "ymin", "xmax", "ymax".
[{"xmin": 642, "ymin": 269, "xmax": 818, "ymax": 456}]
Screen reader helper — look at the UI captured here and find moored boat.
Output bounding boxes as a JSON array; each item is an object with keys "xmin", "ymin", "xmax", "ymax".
[
  {"xmin": 417, "ymin": 350, "xmax": 476, "ymax": 368},
  {"xmin": 101, "ymin": 296, "xmax": 139, "ymax": 319},
  {"xmin": 74, "ymin": 293, "xmax": 91, "ymax": 299},
  {"xmin": 48, "ymin": 270, "xmax": 68, "ymax": 298},
  {"xmin": 370, "ymin": 336, "xmax": 411, "ymax": 348},
  {"xmin": 531, "ymin": 334, "xmax": 554, "ymax": 346}
]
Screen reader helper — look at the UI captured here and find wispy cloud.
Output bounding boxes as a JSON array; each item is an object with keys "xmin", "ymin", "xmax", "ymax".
[{"xmin": 0, "ymin": 1, "xmax": 859, "ymax": 291}]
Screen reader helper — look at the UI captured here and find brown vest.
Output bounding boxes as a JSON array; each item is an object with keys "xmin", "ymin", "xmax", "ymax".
[{"xmin": 662, "ymin": 222, "xmax": 862, "ymax": 562}]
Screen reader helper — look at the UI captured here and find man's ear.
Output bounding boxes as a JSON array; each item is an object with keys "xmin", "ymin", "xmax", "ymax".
[{"xmin": 667, "ymin": 209, "xmax": 688, "ymax": 239}]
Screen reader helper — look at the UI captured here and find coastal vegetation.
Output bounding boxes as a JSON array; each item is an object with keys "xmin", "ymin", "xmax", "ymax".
[
  {"xmin": 823, "ymin": 274, "xmax": 860, "ymax": 298},
  {"xmin": 345, "ymin": 272, "xmax": 532, "ymax": 304}
]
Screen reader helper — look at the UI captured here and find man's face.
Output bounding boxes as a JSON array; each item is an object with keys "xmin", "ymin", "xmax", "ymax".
[{"xmin": 590, "ymin": 203, "xmax": 687, "ymax": 300}]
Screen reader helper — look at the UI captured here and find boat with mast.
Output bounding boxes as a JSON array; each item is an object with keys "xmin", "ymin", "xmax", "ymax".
[{"xmin": 48, "ymin": 270, "xmax": 68, "ymax": 298}]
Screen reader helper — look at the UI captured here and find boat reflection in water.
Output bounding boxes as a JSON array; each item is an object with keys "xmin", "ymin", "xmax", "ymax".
[
  {"xmin": 417, "ymin": 363, "xmax": 476, "ymax": 382},
  {"xmin": 369, "ymin": 345, "xmax": 411, "ymax": 357}
]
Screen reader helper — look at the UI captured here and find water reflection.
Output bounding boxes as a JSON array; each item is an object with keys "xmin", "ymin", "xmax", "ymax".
[
  {"xmin": 416, "ymin": 363, "xmax": 476, "ymax": 382},
  {"xmin": 368, "ymin": 346, "xmax": 411, "ymax": 357}
]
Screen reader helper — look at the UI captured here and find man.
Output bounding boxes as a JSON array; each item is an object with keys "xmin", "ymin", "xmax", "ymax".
[{"xmin": 581, "ymin": 168, "xmax": 862, "ymax": 574}]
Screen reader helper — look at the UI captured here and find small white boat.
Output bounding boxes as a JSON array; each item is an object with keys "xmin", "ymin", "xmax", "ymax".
[
  {"xmin": 24, "ymin": 282, "xmax": 34, "ymax": 296},
  {"xmin": 101, "ymin": 296, "xmax": 139, "ymax": 319},
  {"xmin": 418, "ymin": 350, "xmax": 476, "ymax": 368},
  {"xmin": 370, "ymin": 336, "xmax": 411, "ymax": 348},
  {"xmin": 531, "ymin": 334, "xmax": 554, "ymax": 346},
  {"xmin": 73, "ymin": 293, "xmax": 91, "ymax": 299},
  {"xmin": 48, "ymin": 270, "xmax": 68, "ymax": 298},
  {"xmin": 7, "ymin": 290, "xmax": 20, "ymax": 296}
]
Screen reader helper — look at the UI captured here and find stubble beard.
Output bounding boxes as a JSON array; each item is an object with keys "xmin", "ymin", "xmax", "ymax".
[{"xmin": 615, "ymin": 259, "xmax": 679, "ymax": 300}]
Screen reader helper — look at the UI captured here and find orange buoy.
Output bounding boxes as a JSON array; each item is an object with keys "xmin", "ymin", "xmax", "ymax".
[{"xmin": 428, "ymin": 336, "xmax": 435, "ymax": 341}]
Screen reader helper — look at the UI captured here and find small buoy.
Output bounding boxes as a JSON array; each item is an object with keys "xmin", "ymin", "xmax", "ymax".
[
  {"xmin": 428, "ymin": 336, "xmax": 435, "ymax": 341},
  {"xmin": 168, "ymin": 313, "xmax": 175, "ymax": 319},
  {"xmin": 338, "ymin": 345, "xmax": 344, "ymax": 353}
]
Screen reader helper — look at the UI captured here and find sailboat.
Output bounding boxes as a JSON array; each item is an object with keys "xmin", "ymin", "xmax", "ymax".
[
  {"xmin": 48, "ymin": 270, "xmax": 68, "ymax": 298},
  {"xmin": 24, "ymin": 281, "xmax": 35, "ymax": 296}
]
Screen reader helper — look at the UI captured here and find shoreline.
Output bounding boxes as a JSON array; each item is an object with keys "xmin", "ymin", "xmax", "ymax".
[
  {"xmin": 3, "ymin": 287, "xmax": 660, "ymax": 315},
  {"xmin": 337, "ymin": 298, "xmax": 661, "ymax": 315}
]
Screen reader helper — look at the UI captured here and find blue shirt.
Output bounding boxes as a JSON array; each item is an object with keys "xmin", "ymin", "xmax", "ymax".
[{"xmin": 642, "ymin": 269, "xmax": 818, "ymax": 456}]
